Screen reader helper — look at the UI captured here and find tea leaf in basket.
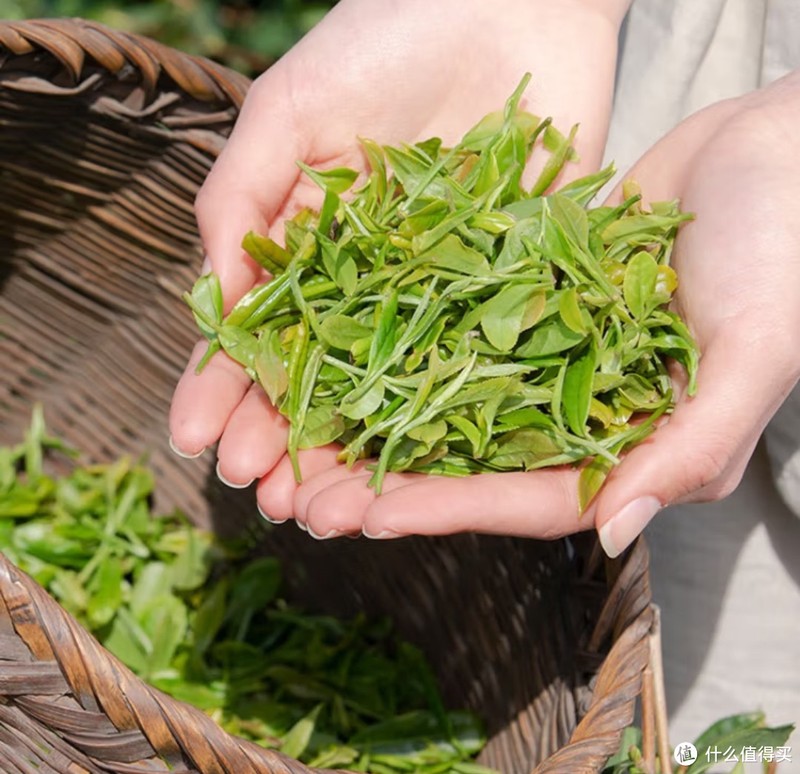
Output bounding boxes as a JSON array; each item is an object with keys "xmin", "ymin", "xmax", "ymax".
[
  {"xmin": 130, "ymin": 562, "xmax": 173, "ymax": 617},
  {"xmin": 1, "ymin": 411, "xmax": 495, "ymax": 774},
  {"xmin": 103, "ymin": 608, "xmax": 152, "ymax": 674},
  {"xmin": 224, "ymin": 556, "xmax": 282, "ymax": 639},
  {"xmin": 86, "ymin": 559, "xmax": 122, "ymax": 628},
  {"xmin": 281, "ymin": 704, "xmax": 324, "ymax": 759},
  {"xmin": 350, "ymin": 710, "xmax": 485, "ymax": 758},
  {"xmin": 139, "ymin": 594, "xmax": 189, "ymax": 677},
  {"xmin": 169, "ymin": 526, "xmax": 214, "ymax": 591},
  {"xmin": 191, "ymin": 577, "xmax": 229, "ymax": 658},
  {"xmin": 308, "ymin": 745, "xmax": 360, "ymax": 769}
]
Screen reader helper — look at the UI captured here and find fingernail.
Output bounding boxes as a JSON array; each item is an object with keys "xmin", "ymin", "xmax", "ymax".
[
  {"xmin": 257, "ymin": 501, "xmax": 287, "ymax": 525},
  {"xmin": 296, "ymin": 520, "xmax": 308, "ymax": 533},
  {"xmin": 201, "ymin": 255, "xmax": 212, "ymax": 274},
  {"xmin": 169, "ymin": 435, "xmax": 206, "ymax": 460},
  {"xmin": 598, "ymin": 496, "xmax": 661, "ymax": 558},
  {"xmin": 362, "ymin": 526, "xmax": 401, "ymax": 540},
  {"xmin": 307, "ymin": 525, "xmax": 342, "ymax": 540},
  {"xmin": 215, "ymin": 461, "xmax": 254, "ymax": 490}
]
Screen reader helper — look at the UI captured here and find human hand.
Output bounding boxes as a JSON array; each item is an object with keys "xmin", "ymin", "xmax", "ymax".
[
  {"xmin": 273, "ymin": 72, "xmax": 800, "ymax": 549},
  {"xmin": 168, "ymin": 0, "xmax": 630, "ymax": 488},
  {"xmin": 589, "ymin": 76, "xmax": 800, "ymax": 555}
]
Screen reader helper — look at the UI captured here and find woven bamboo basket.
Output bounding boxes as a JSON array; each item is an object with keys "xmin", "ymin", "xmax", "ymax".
[{"xmin": 0, "ymin": 18, "xmax": 663, "ymax": 774}]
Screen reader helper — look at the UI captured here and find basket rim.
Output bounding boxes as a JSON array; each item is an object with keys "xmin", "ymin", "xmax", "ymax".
[
  {"xmin": 0, "ymin": 17, "xmax": 249, "ymax": 109},
  {"xmin": 0, "ymin": 537, "xmax": 653, "ymax": 774},
  {"xmin": 0, "ymin": 18, "xmax": 655, "ymax": 773}
]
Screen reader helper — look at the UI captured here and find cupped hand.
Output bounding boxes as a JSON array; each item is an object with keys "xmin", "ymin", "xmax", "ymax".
[
  {"xmin": 169, "ymin": 0, "xmax": 628, "ymax": 487},
  {"xmin": 282, "ymin": 72, "xmax": 800, "ymax": 549}
]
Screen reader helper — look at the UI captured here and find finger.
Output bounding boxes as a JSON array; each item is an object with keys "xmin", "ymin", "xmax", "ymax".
[
  {"xmin": 361, "ymin": 467, "xmax": 593, "ymax": 540},
  {"xmin": 301, "ymin": 468, "xmax": 418, "ymax": 539},
  {"xmin": 293, "ymin": 461, "xmax": 371, "ymax": 525},
  {"xmin": 516, "ymin": 12, "xmax": 621, "ymax": 192},
  {"xmin": 194, "ymin": 70, "xmax": 304, "ymax": 307},
  {"xmin": 604, "ymin": 98, "xmax": 743, "ymax": 206},
  {"xmin": 169, "ymin": 340, "xmax": 251, "ymax": 456},
  {"xmin": 195, "ymin": 187, "xmax": 267, "ymax": 311},
  {"xmin": 215, "ymin": 383, "xmax": 289, "ymax": 487},
  {"xmin": 594, "ymin": 331, "xmax": 797, "ymax": 558},
  {"xmin": 255, "ymin": 445, "xmax": 341, "ymax": 525}
]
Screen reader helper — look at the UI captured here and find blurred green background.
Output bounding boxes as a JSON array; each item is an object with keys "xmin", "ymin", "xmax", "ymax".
[{"xmin": 0, "ymin": 0, "xmax": 338, "ymax": 76}]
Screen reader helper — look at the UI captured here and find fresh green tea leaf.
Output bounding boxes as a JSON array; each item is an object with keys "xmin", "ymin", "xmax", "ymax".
[
  {"xmin": 86, "ymin": 560, "xmax": 122, "ymax": 628},
  {"xmin": 186, "ymin": 76, "xmax": 697, "ymax": 495},
  {"xmin": 340, "ymin": 380, "xmax": 385, "ymax": 421},
  {"xmin": 548, "ymin": 193, "xmax": 589, "ymax": 248},
  {"xmin": 256, "ymin": 329, "xmax": 290, "ymax": 406},
  {"xmin": 299, "ymin": 163, "xmax": 359, "ymax": 194},
  {"xmin": 218, "ymin": 325, "xmax": 258, "ymax": 371},
  {"xmin": 299, "ymin": 404, "xmax": 347, "ymax": 448},
  {"xmin": 578, "ymin": 456, "xmax": 614, "ymax": 514},
  {"xmin": 623, "ymin": 251, "xmax": 659, "ymax": 320},
  {"xmin": 189, "ymin": 273, "xmax": 223, "ymax": 339},
  {"xmin": 318, "ymin": 315, "xmax": 373, "ymax": 351},
  {"xmin": 243, "ymin": 230, "xmax": 292, "ymax": 275},
  {"xmin": 420, "ymin": 233, "xmax": 491, "ymax": 276},
  {"xmin": 282, "ymin": 704, "xmax": 323, "ymax": 759},
  {"xmin": 3, "ymin": 413, "xmax": 494, "ymax": 774},
  {"xmin": 140, "ymin": 594, "xmax": 188, "ymax": 676},
  {"xmin": 516, "ymin": 318, "xmax": 587, "ymax": 357},
  {"xmin": 562, "ymin": 343, "xmax": 597, "ymax": 437},
  {"xmin": 490, "ymin": 428, "xmax": 563, "ymax": 470},
  {"xmin": 558, "ymin": 288, "xmax": 588, "ymax": 334},
  {"xmin": 480, "ymin": 284, "xmax": 546, "ymax": 352}
]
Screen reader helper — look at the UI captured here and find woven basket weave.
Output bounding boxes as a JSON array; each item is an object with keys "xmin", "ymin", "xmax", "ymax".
[{"xmin": 0, "ymin": 19, "xmax": 659, "ymax": 774}]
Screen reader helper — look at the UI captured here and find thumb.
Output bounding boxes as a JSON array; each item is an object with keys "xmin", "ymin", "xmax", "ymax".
[
  {"xmin": 593, "ymin": 333, "xmax": 793, "ymax": 558},
  {"xmin": 194, "ymin": 72, "xmax": 302, "ymax": 309}
]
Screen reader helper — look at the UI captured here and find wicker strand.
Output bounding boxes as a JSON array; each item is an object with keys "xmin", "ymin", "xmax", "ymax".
[
  {"xmin": 0, "ymin": 553, "xmax": 313, "ymax": 774},
  {"xmin": 1, "ymin": 19, "xmax": 656, "ymax": 774},
  {"xmin": 0, "ymin": 18, "xmax": 249, "ymax": 108}
]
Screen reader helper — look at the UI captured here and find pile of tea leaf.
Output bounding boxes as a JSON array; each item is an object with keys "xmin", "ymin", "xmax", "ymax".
[
  {"xmin": 186, "ymin": 74, "xmax": 699, "ymax": 504},
  {"xmin": 0, "ymin": 408, "xmax": 491, "ymax": 774}
]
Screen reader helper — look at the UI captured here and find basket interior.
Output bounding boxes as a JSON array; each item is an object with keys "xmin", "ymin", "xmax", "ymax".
[{"xmin": 0, "ymin": 30, "xmax": 644, "ymax": 774}]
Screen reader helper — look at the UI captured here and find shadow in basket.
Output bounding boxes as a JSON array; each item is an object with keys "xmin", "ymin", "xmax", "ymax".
[{"xmin": 0, "ymin": 18, "xmax": 655, "ymax": 774}]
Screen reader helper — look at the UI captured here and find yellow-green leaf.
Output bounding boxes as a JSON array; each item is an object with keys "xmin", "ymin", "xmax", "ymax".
[{"xmin": 623, "ymin": 250, "xmax": 659, "ymax": 320}]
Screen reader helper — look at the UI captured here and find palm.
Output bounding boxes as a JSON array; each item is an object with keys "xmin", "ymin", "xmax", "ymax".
[
  {"xmin": 169, "ymin": 0, "xmax": 627, "ymax": 532},
  {"xmin": 199, "ymin": 0, "xmax": 621, "ymax": 299},
  {"xmin": 282, "ymin": 85, "xmax": 800, "ymax": 543},
  {"xmin": 610, "ymin": 98, "xmax": 800, "ymax": 504}
]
